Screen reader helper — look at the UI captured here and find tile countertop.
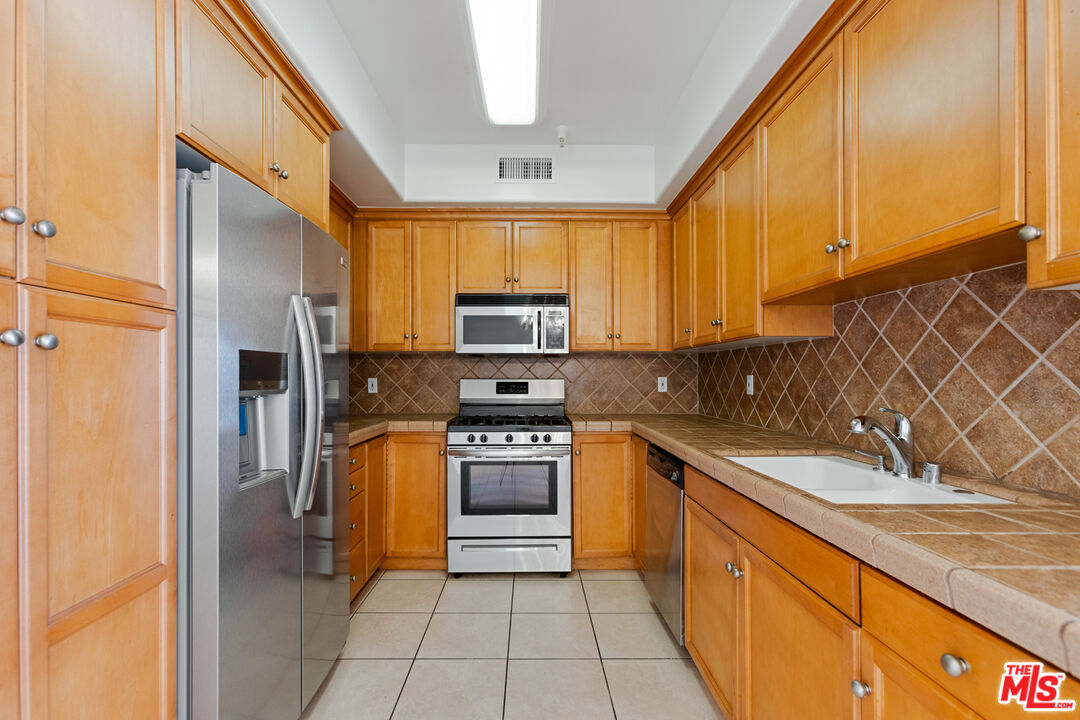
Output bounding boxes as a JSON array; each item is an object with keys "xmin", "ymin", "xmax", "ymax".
[
  {"xmin": 348, "ymin": 414, "xmax": 454, "ymax": 444},
  {"xmin": 570, "ymin": 413, "xmax": 1080, "ymax": 676}
]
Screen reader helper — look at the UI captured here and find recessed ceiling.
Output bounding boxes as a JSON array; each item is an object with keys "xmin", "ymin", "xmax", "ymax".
[{"xmin": 326, "ymin": 0, "xmax": 735, "ymax": 146}]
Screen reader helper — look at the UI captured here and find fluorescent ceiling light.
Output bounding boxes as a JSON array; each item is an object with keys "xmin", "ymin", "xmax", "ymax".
[{"xmin": 467, "ymin": 0, "xmax": 539, "ymax": 125}]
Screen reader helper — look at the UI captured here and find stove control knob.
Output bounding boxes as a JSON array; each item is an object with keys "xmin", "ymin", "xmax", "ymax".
[
  {"xmin": 467, "ymin": 434, "xmax": 476, "ymax": 443},
  {"xmin": 531, "ymin": 434, "xmax": 539, "ymax": 443},
  {"xmin": 479, "ymin": 434, "xmax": 488, "ymax": 443},
  {"xmin": 505, "ymin": 433, "xmax": 514, "ymax": 443},
  {"xmin": 543, "ymin": 434, "xmax": 552, "ymax": 443}
]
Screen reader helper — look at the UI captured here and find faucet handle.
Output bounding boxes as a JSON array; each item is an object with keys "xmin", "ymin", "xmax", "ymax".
[{"xmin": 878, "ymin": 407, "xmax": 913, "ymax": 442}]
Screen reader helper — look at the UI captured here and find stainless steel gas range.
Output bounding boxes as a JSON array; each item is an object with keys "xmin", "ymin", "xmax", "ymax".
[{"xmin": 446, "ymin": 379, "xmax": 572, "ymax": 575}]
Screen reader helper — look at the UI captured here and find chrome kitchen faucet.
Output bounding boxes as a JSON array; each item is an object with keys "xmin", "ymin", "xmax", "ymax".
[{"xmin": 849, "ymin": 407, "xmax": 916, "ymax": 479}]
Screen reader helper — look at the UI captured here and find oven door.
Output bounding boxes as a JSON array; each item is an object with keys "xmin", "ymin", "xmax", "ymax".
[
  {"xmin": 455, "ymin": 305, "xmax": 542, "ymax": 354},
  {"xmin": 447, "ymin": 447, "xmax": 572, "ymax": 538}
]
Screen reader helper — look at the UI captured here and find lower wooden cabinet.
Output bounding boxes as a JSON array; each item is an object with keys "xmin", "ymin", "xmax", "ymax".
[
  {"xmin": 0, "ymin": 281, "xmax": 17, "ymax": 719},
  {"xmin": 348, "ymin": 435, "xmax": 388, "ymax": 599},
  {"xmin": 631, "ymin": 435, "xmax": 648, "ymax": 571},
  {"xmin": 365, "ymin": 436, "xmax": 388, "ymax": 576},
  {"xmin": 572, "ymin": 433, "xmax": 632, "ymax": 562},
  {"xmin": 386, "ymin": 433, "xmax": 447, "ymax": 561}
]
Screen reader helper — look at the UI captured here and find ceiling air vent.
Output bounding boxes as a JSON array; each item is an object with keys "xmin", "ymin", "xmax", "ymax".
[{"xmin": 497, "ymin": 156, "xmax": 555, "ymax": 183}]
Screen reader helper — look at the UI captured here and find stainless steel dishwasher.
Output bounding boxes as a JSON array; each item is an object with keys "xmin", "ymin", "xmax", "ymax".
[{"xmin": 643, "ymin": 444, "xmax": 685, "ymax": 645}]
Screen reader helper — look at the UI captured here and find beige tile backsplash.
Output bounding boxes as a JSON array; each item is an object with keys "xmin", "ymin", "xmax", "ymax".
[{"xmin": 699, "ymin": 263, "xmax": 1080, "ymax": 499}]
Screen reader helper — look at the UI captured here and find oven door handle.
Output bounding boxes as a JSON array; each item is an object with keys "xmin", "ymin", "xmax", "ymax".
[{"xmin": 447, "ymin": 448, "xmax": 572, "ymax": 459}]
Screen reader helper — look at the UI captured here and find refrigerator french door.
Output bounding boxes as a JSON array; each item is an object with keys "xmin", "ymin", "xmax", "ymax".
[{"xmin": 179, "ymin": 158, "xmax": 349, "ymax": 720}]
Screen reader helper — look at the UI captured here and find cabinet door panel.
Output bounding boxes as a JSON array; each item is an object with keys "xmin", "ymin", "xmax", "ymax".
[
  {"xmin": 844, "ymin": 0, "xmax": 1022, "ymax": 276},
  {"xmin": 21, "ymin": 286, "xmax": 175, "ymax": 718},
  {"xmin": 386, "ymin": 434, "xmax": 446, "ymax": 559},
  {"xmin": 672, "ymin": 206, "xmax": 693, "ymax": 349},
  {"xmin": 1026, "ymin": 0, "xmax": 1080, "ymax": 288},
  {"xmin": 0, "ymin": 0, "xmax": 15, "ymax": 278},
  {"xmin": 572, "ymin": 434, "xmax": 631, "ymax": 559},
  {"xmin": 367, "ymin": 221, "xmax": 412, "ymax": 351},
  {"xmin": 721, "ymin": 132, "xmax": 761, "ymax": 342},
  {"xmin": 742, "ymin": 542, "xmax": 859, "ymax": 720},
  {"xmin": 0, "ymin": 281, "xmax": 15, "ymax": 718},
  {"xmin": 684, "ymin": 498, "xmax": 740, "ymax": 717},
  {"xmin": 274, "ymin": 81, "xmax": 329, "ymax": 227},
  {"xmin": 631, "ymin": 436, "xmax": 647, "ymax": 571},
  {"xmin": 412, "ymin": 221, "xmax": 455, "ymax": 351},
  {"xmin": 179, "ymin": 0, "xmax": 275, "ymax": 193},
  {"xmin": 569, "ymin": 221, "xmax": 613, "ymax": 351},
  {"xmin": 691, "ymin": 174, "xmax": 721, "ymax": 345},
  {"xmin": 859, "ymin": 633, "xmax": 980, "ymax": 720},
  {"xmin": 513, "ymin": 221, "xmax": 569, "ymax": 292},
  {"xmin": 457, "ymin": 221, "xmax": 511, "ymax": 293},
  {"xmin": 25, "ymin": 0, "xmax": 175, "ymax": 308},
  {"xmin": 761, "ymin": 37, "xmax": 844, "ymax": 302},
  {"xmin": 366, "ymin": 436, "xmax": 387, "ymax": 576},
  {"xmin": 614, "ymin": 222, "xmax": 659, "ymax": 351}
]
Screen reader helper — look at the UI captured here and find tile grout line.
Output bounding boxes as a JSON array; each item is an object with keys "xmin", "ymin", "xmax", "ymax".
[
  {"xmin": 386, "ymin": 575, "xmax": 448, "ymax": 720},
  {"xmin": 502, "ymin": 574, "xmax": 514, "ymax": 720},
  {"xmin": 580, "ymin": 574, "xmax": 621, "ymax": 719}
]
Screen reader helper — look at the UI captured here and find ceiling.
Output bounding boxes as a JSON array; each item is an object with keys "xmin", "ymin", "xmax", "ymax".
[{"xmin": 326, "ymin": 0, "xmax": 735, "ymax": 146}]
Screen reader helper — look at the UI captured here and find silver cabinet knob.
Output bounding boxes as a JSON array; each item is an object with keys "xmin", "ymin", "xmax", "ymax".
[
  {"xmin": 349, "ymin": 574, "xmax": 357, "ymax": 582},
  {"xmin": 607, "ymin": 333, "xmax": 613, "ymax": 339},
  {"xmin": 34, "ymin": 333, "xmax": 59, "ymax": 350},
  {"xmin": 724, "ymin": 562, "xmax": 744, "ymax": 578},
  {"xmin": 349, "ymin": 458, "xmax": 357, "ymax": 465},
  {"xmin": 684, "ymin": 328, "xmax": 690, "ymax": 333},
  {"xmin": 348, "ymin": 522, "xmax": 357, "ymax": 530},
  {"xmin": 825, "ymin": 243, "xmax": 837, "ymax": 254},
  {"xmin": 349, "ymin": 483, "xmax": 357, "ymax": 491},
  {"xmin": 439, "ymin": 449, "xmax": 445, "ymax": 456},
  {"xmin": 0, "ymin": 329, "xmax": 25, "ymax": 346},
  {"xmin": 279, "ymin": 170, "xmax": 288, "ymax": 179},
  {"xmin": 1018, "ymin": 225, "xmax": 1043, "ymax": 242},
  {"xmin": 837, "ymin": 238, "xmax": 850, "ymax": 248},
  {"xmin": 615, "ymin": 333, "xmax": 620, "ymax": 339},
  {"xmin": 513, "ymin": 276, "xmax": 519, "ymax": 282},
  {"xmin": 724, "ymin": 561, "xmax": 734, "ymax": 573},
  {"xmin": 269, "ymin": 163, "xmax": 281, "ymax": 173},
  {"xmin": 413, "ymin": 333, "xmax": 418, "ymax": 339},
  {"xmin": 850, "ymin": 680, "xmax": 872, "ymax": 698},
  {"xmin": 0, "ymin": 206, "xmax": 25, "ymax": 225},
  {"xmin": 32, "ymin": 220, "xmax": 57, "ymax": 238},
  {"xmin": 404, "ymin": 333, "xmax": 410, "ymax": 339},
  {"xmin": 505, "ymin": 276, "xmax": 511, "ymax": 283},
  {"xmin": 575, "ymin": 449, "xmax": 581, "ymax": 455},
  {"xmin": 940, "ymin": 653, "xmax": 970, "ymax": 677}
]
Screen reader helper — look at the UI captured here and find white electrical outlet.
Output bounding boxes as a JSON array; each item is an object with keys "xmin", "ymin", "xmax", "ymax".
[
  {"xmin": 657, "ymin": 376, "xmax": 668, "ymax": 392},
  {"xmin": 367, "ymin": 377, "xmax": 378, "ymax": 393},
  {"xmin": 746, "ymin": 374, "xmax": 754, "ymax": 395}
]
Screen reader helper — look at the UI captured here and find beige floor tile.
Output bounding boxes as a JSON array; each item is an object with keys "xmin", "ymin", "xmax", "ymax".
[
  {"xmin": 604, "ymin": 659, "xmax": 723, "ymax": 720},
  {"xmin": 380, "ymin": 569, "xmax": 449, "ymax": 580},
  {"xmin": 509, "ymin": 613, "xmax": 599, "ymax": 659},
  {"xmin": 358, "ymin": 580, "xmax": 445, "ymax": 614},
  {"xmin": 512, "ymin": 579, "xmax": 588, "ymax": 613},
  {"xmin": 592, "ymin": 613, "xmax": 687, "ymax": 658},
  {"xmin": 303, "ymin": 659, "xmax": 410, "ymax": 720},
  {"xmin": 583, "ymin": 580, "xmax": 655, "ymax": 613},
  {"xmin": 504, "ymin": 659, "xmax": 615, "ymax": 720},
  {"xmin": 435, "ymin": 579, "xmax": 513, "ymax": 613},
  {"xmin": 391, "ymin": 659, "xmax": 505, "ymax": 720},
  {"xmin": 579, "ymin": 569, "xmax": 641, "ymax": 581},
  {"xmin": 417, "ymin": 613, "xmax": 511, "ymax": 659},
  {"xmin": 515, "ymin": 569, "xmax": 579, "ymax": 581},
  {"xmin": 341, "ymin": 613, "xmax": 431, "ymax": 659}
]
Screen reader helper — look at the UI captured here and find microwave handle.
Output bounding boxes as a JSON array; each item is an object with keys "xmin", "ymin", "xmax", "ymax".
[{"xmin": 538, "ymin": 311, "xmax": 543, "ymax": 351}]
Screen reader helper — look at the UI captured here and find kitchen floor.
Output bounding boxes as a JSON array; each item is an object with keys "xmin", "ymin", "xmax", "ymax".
[{"xmin": 303, "ymin": 570, "xmax": 724, "ymax": 720}]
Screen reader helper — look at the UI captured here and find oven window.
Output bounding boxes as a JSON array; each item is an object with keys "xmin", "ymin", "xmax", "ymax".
[
  {"xmin": 461, "ymin": 460, "xmax": 558, "ymax": 515},
  {"xmin": 462, "ymin": 315, "xmax": 535, "ymax": 346}
]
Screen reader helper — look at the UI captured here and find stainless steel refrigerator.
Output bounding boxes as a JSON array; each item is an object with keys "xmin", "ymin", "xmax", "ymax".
[{"xmin": 176, "ymin": 156, "xmax": 350, "ymax": 720}]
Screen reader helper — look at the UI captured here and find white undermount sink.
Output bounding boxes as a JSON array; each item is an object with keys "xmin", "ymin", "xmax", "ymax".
[{"xmin": 724, "ymin": 455, "xmax": 1012, "ymax": 505}]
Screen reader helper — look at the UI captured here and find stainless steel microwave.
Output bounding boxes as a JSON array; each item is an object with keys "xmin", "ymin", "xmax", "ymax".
[{"xmin": 455, "ymin": 294, "xmax": 569, "ymax": 355}]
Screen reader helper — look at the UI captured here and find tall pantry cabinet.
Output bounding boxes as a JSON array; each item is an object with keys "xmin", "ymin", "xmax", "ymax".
[{"xmin": 1, "ymin": 0, "xmax": 177, "ymax": 718}]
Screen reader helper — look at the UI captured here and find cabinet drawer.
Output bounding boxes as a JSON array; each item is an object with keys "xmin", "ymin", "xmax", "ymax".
[
  {"xmin": 686, "ymin": 465, "xmax": 859, "ymax": 620},
  {"xmin": 348, "ymin": 469, "xmax": 366, "ymax": 499},
  {"xmin": 349, "ymin": 537, "xmax": 368, "ymax": 599},
  {"xmin": 862, "ymin": 567, "xmax": 1079, "ymax": 719},
  {"xmin": 349, "ymin": 443, "xmax": 367, "ymax": 471},
  {"xmin": 349, "ymin": 491, "xmax": 366, "ymax": 548}
]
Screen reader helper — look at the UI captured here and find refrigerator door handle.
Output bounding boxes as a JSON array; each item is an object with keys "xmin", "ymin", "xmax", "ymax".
[
  {"xmin": 291, "ymin": 294, "xmax": 319, "ymax": 520},
  {"xmin": 301, "ymin": 295, "xmax": 325, "ymax": 511}
]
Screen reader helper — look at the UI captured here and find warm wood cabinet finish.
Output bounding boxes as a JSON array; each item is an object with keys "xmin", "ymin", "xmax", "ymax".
[
  {"xmin": 841, "ymin": 0, "xmax": 1023, "ymax": 277},
  {"xmin": 569, "ymin": 221, "xmax": 613, "ymax": 350},
  {"xmin": 386, "ymin": 434, "xmax": 447, "ymax": 560},
  {"xmin": 457, "ymin": 221, "xmax": 512, "ymax": 293},
  {"xmin": 719, "ymin": 133, "xmax": 760, "ymax": 343},
  {"xmin": 348, "ymin": 435, "xmax": 387, "ymax": 600},
  {"xmin": 0, "ymin": 281, "xmax": 16, "ymax": 719},
  {"xmin": 672, "ymin": 206, "xmax": 693, "ymax": 350},
  {"xmin": 456, "ymin": 220, "xmax": 568, "ymax": 294},
  {"xmin": 177, "ymin": 0, "xmax": 338, "ymax": 228},
  {"xmin": 366, "ymin": 221, "xmax": 411, "ymax": 352},
  {"xmin": 328, "ymin": 185, "xmax": 353, "ymax": 250},
  {"xmin": 691, "ymin": 173, "xmax": 722, "ymax": 345},
  {"xmin": 858, "ymin": 633, "xmax": 981, "ymax": 720},
  {"xmin": 411, "ymin": 221, "xmax": 457, "ymax": 351},
  {"xmin": 1026, "ymin": 0, "xmax": 1080, "ymax": 289},
  {"xmin": 513, "ymin": 221, "xmax": 569, "ymax": 292},
  {"xmin": 631, "ymin": 435, "xmax": 648, "ymax": 572},
  {"xmin": 572, "ymin": 433, "xmax": 632, "ymax": 561},
  {"xmin": 0, "ymin": 0, "xmax": 15, "ymax": 279}
]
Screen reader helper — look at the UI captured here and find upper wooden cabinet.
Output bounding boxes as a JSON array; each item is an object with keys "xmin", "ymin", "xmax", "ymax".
[
  {"xmin": 513, "ymin": 221, "xmax": 569, "ymax": 292},
  {"xmin": 841, "ymin": 0, "xmax": 1023, "ymax": 277},
  {"xmin": 457, "ymin": 221, "xmax": 512, "ymax": 292},
  {"xmin": 572, "ymin": 434, "xmax": 632, "ymax": 561},
  {"xmin": 719, "ymin": 133, "xmax": 760, "ymax": 342},
  {"xmin": 386, "ymin": 434, "xmax": 447, "ymax": 560},
  {"xmin": 569, "ymin": 221, "xmax": 613, "ymax": 350},
  {"xmin": 691, "ymin": 173, "xmax": 722, "ymax": 345},
  {"xmin": 177, "ymin": 0, "xmax": 338, "ymax": 228},
  {"xmin": 1025, "ymin": 0, "xmax": 1080, "ymax": 289},
  {"xmin": 411, "ymin": 221, "xmax": 456, "ymax": 351},
  {"xmin": 672, "ymin": 206, "xmax": 693, "ymax": 349},
  {"xmin": 0, "ymin": 0, "xmax": 15, "ymax": 279},
  {"xmin": 760, "ymin": 36, "xmax": 844, "ymax": 302},
  {"xmin": 327, "ymin": 186, "xmax": 352, "ymax": 250}
]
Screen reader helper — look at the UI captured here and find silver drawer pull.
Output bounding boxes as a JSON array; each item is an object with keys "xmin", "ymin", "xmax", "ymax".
[
  {"xmin": 850, "ymin": 680, "xmax": 872, "ymax": 698},
  {"xmin": 35, "ymin": 333, "xmax": 59, "ymax": 350},
  {"xmin": 0, "ymin": 329, "xmax": 25, "ymax": 347},
  {"xmin": 0, "ymin": 206, "xmax": 25, "ymax": 225},
  {"xmin": 940, "ymin": 653, "xmax": 970, "ymax": 677}
]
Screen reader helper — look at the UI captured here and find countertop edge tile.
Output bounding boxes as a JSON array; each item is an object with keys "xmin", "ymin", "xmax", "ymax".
[
  {"xmin": 871, "ymin": 534, "xmax": 959, "ymax": 606},
  {"xmin": 1062, "ymin": 621, "xmax": 1080, "ymax": 678}
]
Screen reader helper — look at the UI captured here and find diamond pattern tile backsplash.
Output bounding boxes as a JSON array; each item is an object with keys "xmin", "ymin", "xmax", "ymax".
[
  {"xmin": 350, "ymin": 353, "xmax": 699, "ymax": 415},
  {"xmin": 699, "ymin": 263, "xmax": 1080, "ymax": 499}
]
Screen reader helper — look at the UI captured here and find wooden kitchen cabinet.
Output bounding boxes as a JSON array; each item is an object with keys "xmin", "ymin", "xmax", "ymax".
[
  {"xmin": 458, "ymin": 220, "xmax": 568, "ymax": 294},
  {"xmin": 366, "ymin": 221, "xmax": 412, "ymax": 352},
  {"xmin": 348, "ymin": 435, "xmax": 386, "ymax": 600},
  {"xmin": 684, "ymin": 498, "xmax": 741, "ymax": 719},
  {"xmin": 457, "ymin": 221, "xmax": 512, "ymax": 292},
  {"xmin": 23, "ymin": 0, "xmax": 175, "ymax": 308},
  {"xmin": 572, "ymin": 434, "xmax": 632, "ymax": 561},
  {"xmin": 0, "ymin": 281, "xmax": 16, "ymax": 719},
  {"xmin": 273, "ymin": 80, "xmax": 330, "ymax": 227},
  {"xmin": 365, "ymin": 435, "xmax": 387, "ymax": 578},
  {"xmin": 719, "ymin": 132, "xmax": 760, "ymax": 342},
  {"xmin": 569, "ymin": 221, "xmax": 613, "ymax": 350},
  {"xmin": 841, "ymin": 0, "xmax": 1023, "ymax": 278},
  {"xmin": 0, "ymin": 0, "xmax": 15, "ymax": 279},
  {"xmin": 631, "ymin": 435, "xmax": 648, "ymax": 572},
  {"xmin": 328, "ymin": 186, "xmax": 353, "ymax": 250},
  {"xmin": 513, "ymin": 221, "xmax": 569, "ymax": 292},
  {"xmin": 672, "ymin": 205, "xmax": 693, "ymax": 349},
  {"xmin": 1025, "ymin": 0, "xmax": 1080, "ymax": 289},
  {"xmin": 411, "ymin": 221, "xmax": 456, "ymax": 351},
  {"xmin": 760, "ymin": 36, "xmax": 844, "ymax": 302},
  {"xmin": 386, "ymin": 434, "xmax": 446, "ymax": 561},
  {"xmin": 691, "ymin": 173, "xmax": 722, "ymax": 346}
]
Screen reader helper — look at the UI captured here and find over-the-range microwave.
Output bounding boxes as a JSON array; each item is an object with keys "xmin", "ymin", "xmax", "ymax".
[{"xmin": 455, "ymin": 293, "xmax": 569, "ymax": 355}]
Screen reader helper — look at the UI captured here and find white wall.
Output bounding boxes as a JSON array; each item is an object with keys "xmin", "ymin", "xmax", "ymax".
[{"xmin": 401, "ymin": 144, "xmax": 656, "ymax": 207}]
